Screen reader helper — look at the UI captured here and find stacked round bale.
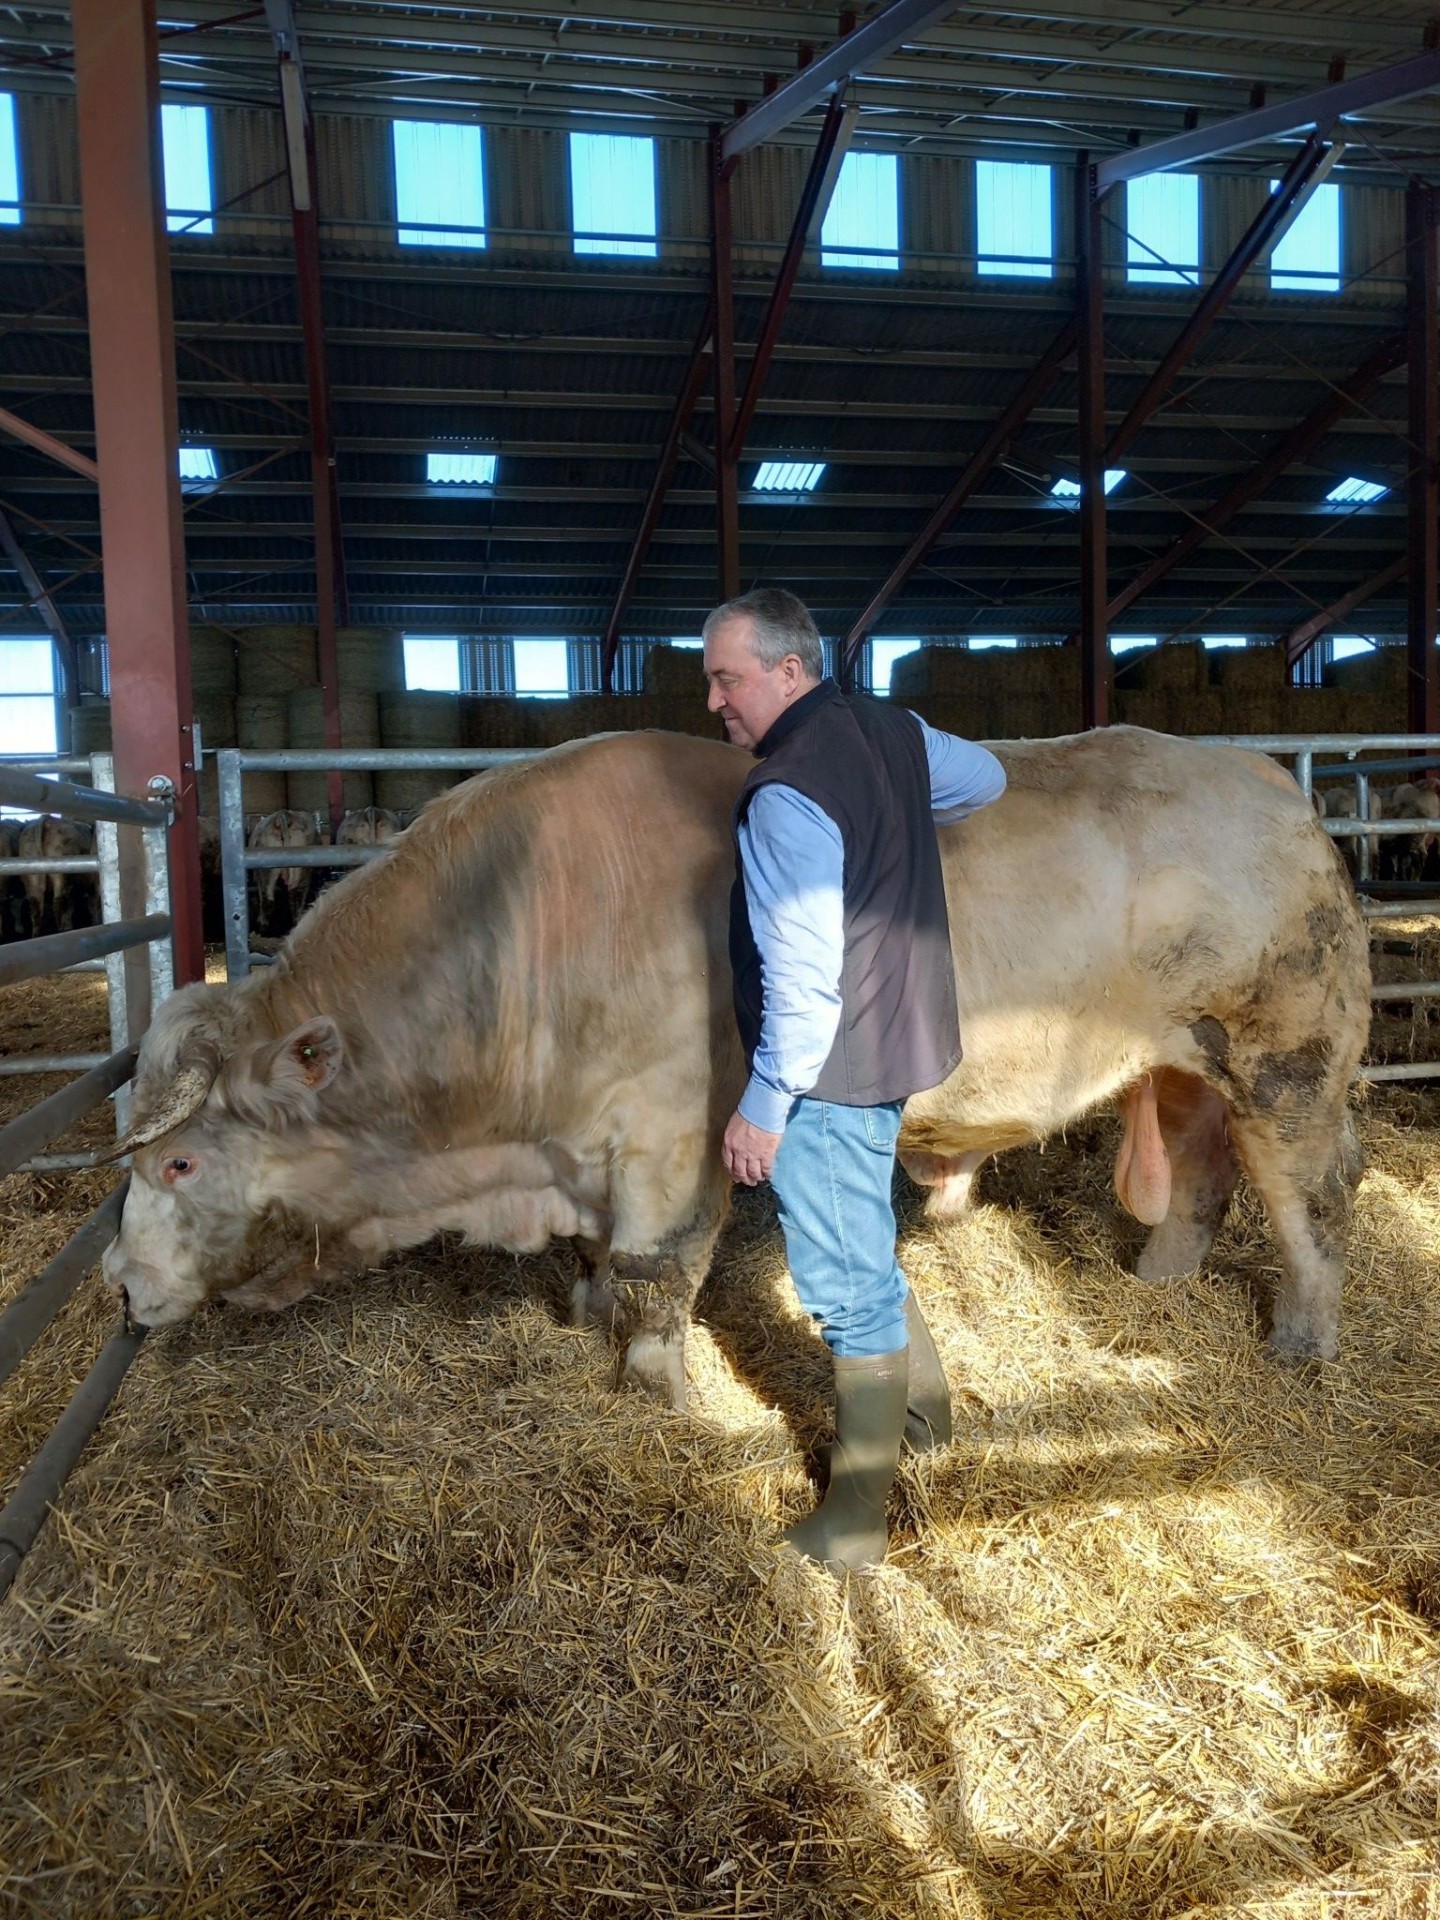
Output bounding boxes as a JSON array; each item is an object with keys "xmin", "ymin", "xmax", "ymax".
[
  {"xmin": 376, "ymin": 690, "xmax": 461, "ymax": 814},
  {"xmin": 236, "ymin": 624, "xmax": 316, "ymax": 816},
  {"xmin": 65, "ymin": 626, "xmax": 240, "ymax": 777}
]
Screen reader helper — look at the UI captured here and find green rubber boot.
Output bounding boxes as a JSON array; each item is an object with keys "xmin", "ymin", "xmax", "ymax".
[
  {"xmin": 782, "ymin": 1348, "xmax": 909, "ymax": 1572},
  {"xmin": 903, "ymin": 1290, "xmax": 953, "ymax": 1454}
]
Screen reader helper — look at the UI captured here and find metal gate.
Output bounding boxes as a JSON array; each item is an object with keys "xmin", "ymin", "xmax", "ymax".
[{"xmin": 0, "ymin": 758, "xmax": 174, "ymax": 1601}]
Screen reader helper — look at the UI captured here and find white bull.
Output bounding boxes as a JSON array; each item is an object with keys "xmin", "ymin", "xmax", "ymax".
[{"xmin": 102, "ymin": 727, "xmax": 1370, "ymax": 1405}]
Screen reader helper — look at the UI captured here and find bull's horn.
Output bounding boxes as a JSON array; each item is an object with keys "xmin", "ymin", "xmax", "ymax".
[{"xmin": 100, "ymin": 1058, "xmax": 218, "ymax": 1162}]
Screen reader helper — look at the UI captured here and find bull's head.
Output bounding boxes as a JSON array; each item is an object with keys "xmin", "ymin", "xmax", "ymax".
[{"xmin": 101, "ymin": 982, "xmax": 347, "ymax": 1328}]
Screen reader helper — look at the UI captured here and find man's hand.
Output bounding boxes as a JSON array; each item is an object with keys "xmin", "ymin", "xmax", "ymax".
[{"xmin": 723, "ymin": 1110, "xmax": 782, "ymax": 1187}]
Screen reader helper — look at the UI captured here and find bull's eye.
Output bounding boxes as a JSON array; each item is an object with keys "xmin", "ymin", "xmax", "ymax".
[{"xmin": 162, "ymin": 1155, "xmax": 196, "ymax": 1184}]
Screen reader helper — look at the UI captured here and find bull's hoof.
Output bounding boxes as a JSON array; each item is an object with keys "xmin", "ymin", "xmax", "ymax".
[
  {"xmin": 621, "ymin": 1333, "xmax": 688, "ymax": 1412},
  {"xmin": 569, "ymin": 1278, "xmax": 618, "ymax": 1331},
  {"xmin": 1265, "ymin": 1328, "xmax": 1337, "ymax": 1365}
]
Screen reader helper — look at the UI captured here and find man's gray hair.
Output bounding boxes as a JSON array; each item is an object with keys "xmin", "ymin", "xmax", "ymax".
[{"xmin": 702, "ymin": 587, "xmax": 824, "ymax": 680}]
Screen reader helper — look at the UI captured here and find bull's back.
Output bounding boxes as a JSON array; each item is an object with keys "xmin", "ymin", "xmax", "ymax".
[{"xmin": 917, "ymin": 728, "xmax": 1365, "ymax": 1132}]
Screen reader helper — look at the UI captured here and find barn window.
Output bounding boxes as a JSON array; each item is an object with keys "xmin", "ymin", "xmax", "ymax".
[
  {"xmin": 1202, "ymin": 634, "xmax": 1247, "ymax": 648},
  {"xmin": 178, "ymin": 446, "xmax": 219, "ymax": 491},
  {"xmin": 1327, "ymin": 476, "xmax": 1387, "ymax": 505},
  {"xmin": 1050, "ymin": 471, "xmax": 1125, "ymax": 501},
  {"xmin": 403, "ymin": 637, "xmax": 462, "ymax": 691},
  {"xmin": 512, "ymin": 639, "xmax": 570, "ymax": 697},
  {"xmin": 1270, "ymin": 179, "xmax": 1340, "ymax": 292},
  {"xmin": 569, "ymin": 638, "xmax": 651, "ymax": 691},
  {"xmin": 161, "ymin": 104, "xmax": 214, "ymax": 235},
  {"xmin": 427, "ymin": 451, "xmax": 497, "ymax": 487},
  {"xmin": 976, "ymin": 161, "xmax": 1052, "ymax": 278},
  {"xmin": 753, "ymin": 460, "xmax": 826, "ymax": 493},
  {"xmin": 1332, "ymin": 633, "xmax": 1376, "ymax": 660},
  {"xmin": 821, "ymin": 152, "xmax": 900, "ymax": 270},
  {"xmin": 1126, "ymin": 172, "xmax": 1199, "ymax": 285},
  {"xmin": 393, "ymin": 120, "xmax": 486, "ymax": 249},
  {"xmin": 0, "ymin": 93, "xmax": 19, "ymax": 227},
  {"xmin": 0, "ymin": 638, "xmax": 58, "ymax": 757},
  {"xmin": 1111, "ymin": 635, "xmax": 1156, "ymax": 653},
  {"xmin": 869, "ymin": 638, "xmax": 921, "ymax": 694},
  {"xmin": 569, "ymin": 133, "xmax": 657, "ymax": 258},
  {"xmin": 968, "ymin": 635, "xmax": 1018, "ymax": 649}
]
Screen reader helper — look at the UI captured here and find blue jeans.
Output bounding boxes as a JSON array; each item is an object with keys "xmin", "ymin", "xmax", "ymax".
[{"xmin": 769, "ymin": 1097, "xmax": 909, "ymax": 1359}]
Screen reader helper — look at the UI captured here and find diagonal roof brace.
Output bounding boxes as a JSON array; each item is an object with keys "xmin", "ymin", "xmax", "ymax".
[
  {"xmin": 1096, "ymin": 46, "xmax": 1440, "ymax": 190},
  {"xmin": 721, "ymin": 0, "xmax": 959, "ymax": 167}
]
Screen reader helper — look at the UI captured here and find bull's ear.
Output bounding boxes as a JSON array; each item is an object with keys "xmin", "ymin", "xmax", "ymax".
[{"xmin": 268, "ymin": 1017, "xmax": 344, "ymax": 1096}]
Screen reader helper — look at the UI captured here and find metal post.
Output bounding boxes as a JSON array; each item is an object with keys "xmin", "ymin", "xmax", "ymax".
[
  {"xmin": 91, "ymin": 752, "xmax": 131, "ymax": 1131},
  {"xmin": 71, "ymin": 0, "xmax": 204, "ymax": 987},
  {"xmin": 710, "ymin": 133, "xmax": 740, "ymax": 602},
  {"xmin": 1076, "ymin": 155, "xmax": 1109, "ymax": 729},
  {"xmin": 218, "ymin": 749, "xmax": 251, "ymax": 984},
  {"xmin": 1407, "ymin": 182, "xmax": 1439, "ymax": 735}
]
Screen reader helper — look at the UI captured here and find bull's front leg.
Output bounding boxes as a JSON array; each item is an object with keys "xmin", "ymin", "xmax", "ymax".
[
  {"xmin": 568, "ymin": 1232, "xmax": 615, "ymax": 1330},
  {"xmin": 610, "ymin": 1209, "xmax": 726, "ymax": 1411}
]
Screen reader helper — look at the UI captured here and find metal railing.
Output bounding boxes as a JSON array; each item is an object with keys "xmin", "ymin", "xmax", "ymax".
[
  {"xmin": 216, "ymin": 746, "xmax": 538, "ymax": 982},
  {"xmin": 0, "ymin": 760, "xmax": 173, "ymax": 1603},
  {"xmin": 1198, "ymin": 734, "xmax": 1440, "ymax": 1082}
]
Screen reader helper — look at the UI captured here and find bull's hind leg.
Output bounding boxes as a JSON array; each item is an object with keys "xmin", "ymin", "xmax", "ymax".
[
  {"xmin": 568, "ymin": 1233, "xmax": 615, "ymax": 1330},
  {"xmin": 1135, "ymin": 1070, "xmax": 1239, "ymax": 1283},
  {"xmin": 1227, "ymin": 1095, "xmax": 1361, "ymax": 1363},
  {"xmin": 607, "ymin": 1148, "xmax": 730, "ymax": 1412}
]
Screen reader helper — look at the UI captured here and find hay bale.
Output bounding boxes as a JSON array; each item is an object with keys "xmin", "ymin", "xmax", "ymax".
[
  {"xmin": 378, "ymin": 691, "xmax": 463, "ymax": 750},
  {"xmin": 989, "ymin": 693, "xmax": 1054, "ymax": 739},
  {"xmin": 644, "ymin": 644, "xmax": 706, "ymax": 699},
  {"xmin": 1127, "ymin": 640, "xmax": 1207, "ymax": 694},
  {"xmin": 1284, "ymin": 685, "xmax": 1349, "ymax": 734},
  {"xmin": 337, "ymin": 628, "xmax": 405, "ymax": 695},
  {"xmin": 192, "ymin": 693, "xmax": 237, "ymax": 750},
  {"xmin": 67, "ymin": 702, "xmax": 111, "ymax": 756},
  {"xmin": 459, "ymin": 696, "xmax": 531, "ymax": 748},
  {"xmin": 887, "ymin": 649, "xmax": 934, "ymax": 701},
  {"xmin": 188, "ymin": 625, "xmax": 239, "ymax": 696},
  {"xmin": 236, "ymin": 694, "xmax": 288, "ymax": 749},
  {"xmin": 239, "ymin": 769, "xmax": 288, "ymax": 814},
  {"xmin": 1180, "ymin": 689, "xmax": 1227, "ymax": 736},
  {"xmin": 1342, "ymin": 688, "xmax": 1405, "ymax": 734},
  {"xmin": 1113, "ymin": 688, "xmax": 1172, "ymax": 732},
  {"xmin": 236, "ymin": 624, "xmax": 318, "ymax": 697},
  {"xmin": 1328, "ymin": 645, "xmax": 1407, "ymax": 695},
  {"xmin": 285, "ymin": 687, "xmax": 378, "ymax": 813}
]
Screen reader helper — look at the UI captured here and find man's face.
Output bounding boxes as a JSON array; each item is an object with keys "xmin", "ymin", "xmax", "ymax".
[{"xmin": 703, "ymin": 616, "xmax": 813, "ymax": 751}]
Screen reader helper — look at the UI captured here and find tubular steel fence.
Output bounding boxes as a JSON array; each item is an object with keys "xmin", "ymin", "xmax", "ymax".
[
  {"xmin": 216, "ymin": 746, "xmax": 538, "ymax": 982},
  {"xmin": 0, "ymin": 756, "xmax": 173, "ymax": 1602}
]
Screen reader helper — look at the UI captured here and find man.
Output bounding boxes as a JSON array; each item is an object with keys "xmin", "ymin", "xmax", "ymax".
[{"xmin": 703, "ymin": 588, "xmax": 1006, "ymax": 1572}]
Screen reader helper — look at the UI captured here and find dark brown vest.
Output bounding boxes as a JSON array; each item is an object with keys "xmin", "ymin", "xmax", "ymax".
[{"xmin": 730, "ymin": 680, "xmax": 961, "ymax": 1106}]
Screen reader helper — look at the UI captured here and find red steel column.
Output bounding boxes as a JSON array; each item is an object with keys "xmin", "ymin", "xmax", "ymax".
[
  {"xmin": 1406, "ymin": 180, "xmax": 1439, "ymax": 735},
  {"xmin": 711, "ymin": 133, "xmax": 740, "ymax": 603},
  {"xmin": 72, "ymin": 0, "xmax": 203, "ymax": 988},
  {"xmin": 1075, "ymin": 154, "xmax": 1110, "ymax": 729}
]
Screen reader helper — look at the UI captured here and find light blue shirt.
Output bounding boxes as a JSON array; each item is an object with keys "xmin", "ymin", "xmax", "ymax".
[{"xmin": 737, "ymin": 715, "xmax": 1006, "ymax": 1134}]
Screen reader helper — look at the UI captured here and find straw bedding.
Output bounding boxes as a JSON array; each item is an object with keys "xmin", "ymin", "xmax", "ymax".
[{"xmin": 1, "ymin": 974, "xmax": 1438, "ymax": 1919}]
